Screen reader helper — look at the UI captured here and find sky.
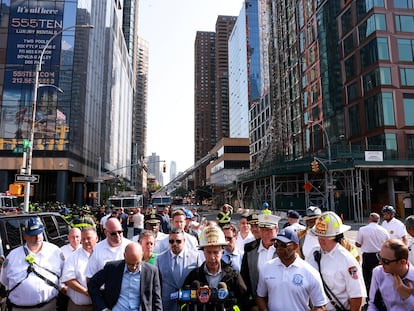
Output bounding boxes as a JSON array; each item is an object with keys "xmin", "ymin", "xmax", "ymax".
[{"xmin": 138, "ymin": 0, "xmax": 244, "ymax": 182}]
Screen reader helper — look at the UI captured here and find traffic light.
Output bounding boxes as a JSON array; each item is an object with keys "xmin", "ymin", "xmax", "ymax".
[
  {"xmin": 162, "ymin": 163, "xmax": 166, "ymax": 173},
  {"xmin": 8, "ymin": 183, "xmax": 23, "ymax": 196},
  {"xmin": 311, "ymin": 160, "xmax": 319, "ymax": 172}
]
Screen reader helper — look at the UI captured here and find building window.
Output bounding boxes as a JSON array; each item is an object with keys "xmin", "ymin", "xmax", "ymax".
[
  {"xmin": 367, "ymin": 133, "xmax": 397, "ymax": 157},
  {"xmin": 343, "ymin": 33, "xmax": 355, "ymax": 55},
  {"xmin": 347, "ymin": 82, "xmax": 358, "ymax": 102},
  {"xmin": 403, "ymin": 96, "xmax": 414, "ymax": 125},
  {"xmin": 395, "ymin": 15, "xmax": 414, "ymax": 32},
  {"xmin": 365, "ymin": 92, "xmax": 395, "ymax": 129},
  {"xmin": 349, "ymin": 104, "xmax": 360, "ymax": 136},
  {"xmin": 341, "ymin": 8, "xmax": 353, "ymax": 34},
  {"xmin": 398, "ymin": 39, "xmax": 414, "ymax": 61},
  {"xmin": 357, "ymin": 0, "xmax": 385, "ymax": 20},
  {"xmin": 394, "ymin": 0, "xmax": 413, "ymax": 8},
  {"xmin": 407, "ymin": 134, "xmax": 414, "ymax": 158},
  {"xmin": 345, "ymin": 56, "xmax": 356, "ymax": 80},
  {"xmin": 363, "ymin": 67, "xmax": 392, "ymax": 92},
  {"xmin": 359, "ymin": 14, "xmax": 386, "ymax": 42},
  {"xmin": 400, "ymin": 68, "xmax": 414, "ymax": 86},
  {"xmin": 361, "ymin": 37, "xmax": 390, "ymax": 68}
]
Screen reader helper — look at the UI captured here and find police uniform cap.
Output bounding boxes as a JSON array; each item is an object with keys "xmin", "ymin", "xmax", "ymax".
[
  {"xmin": 258, "ymin": 214, "xmax": 281, "ymax": 229},
  {"xmin": 144, "ymin": 213, "xmax": 162, "ymax": 224},
  {"xmin": 247, "ymin": 213, "xmax": 259, "ymax": 225}
]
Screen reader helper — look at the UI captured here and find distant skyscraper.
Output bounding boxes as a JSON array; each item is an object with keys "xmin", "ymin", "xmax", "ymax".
[
  {"xmin": 194, "ymin": 31, "xmax": 216, "ymax": 187},
  {"xmin": 215, "ymin": 16, "xmax": 237, "ymax": 140},
  {"xmin": 132, "ymin": 37, "xmax": 148, "ymax": 194},
  {"xmin": 147, "ymin": 153, "xmax": 160, "ymax": 185},
  {"xmin": 194, "ymin": 16, "xmax": 236, "ymax": 188},
  {"xmin": 229, "ymin": 4, "xmax": 249, "ymax": 138},
  {"xmin": 170, "ymin": 161, "xmax": 177, "ymax": 181}
]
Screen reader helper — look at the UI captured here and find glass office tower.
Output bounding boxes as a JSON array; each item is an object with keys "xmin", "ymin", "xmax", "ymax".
[{"xmin": 0, "ymin": 0, "xmax": 134, "ymax": 205}]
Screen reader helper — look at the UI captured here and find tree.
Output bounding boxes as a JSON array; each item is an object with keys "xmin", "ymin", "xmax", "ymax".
[{"xmin": 196, "ymin": 185, "xmax": 212, "ymax": 203}]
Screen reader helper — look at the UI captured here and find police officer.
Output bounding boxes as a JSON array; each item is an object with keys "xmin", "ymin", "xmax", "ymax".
[
  {"xmin": 216, "ymin": 203, "xmax": 233, "ymax": 228},
  {"xmin": 0, "ymin": 217, "xmax": 64, "ymax": 310}
]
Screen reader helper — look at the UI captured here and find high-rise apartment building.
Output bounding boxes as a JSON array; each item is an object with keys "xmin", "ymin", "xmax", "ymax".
[
  {"xmin": 194, "ymin": 16, "xmax": 236, "ymax": 188},
  {"xmin": 194, "ymin": 31, "xmax": 216, "ymax": 188},
  {"xmin": 132, "ymin": 37, "xmax": 148, "ymax": 195},
  {"xmin": 237, "ymin": 0, "xmax": 414, "ymax": 216},
  {"xmin": 0, "ymin": 0, "xmax": 135, "ymax": 205},
  {"xmin": 215, "ymin": 16, "xmax": 237, "ymax": 140}
]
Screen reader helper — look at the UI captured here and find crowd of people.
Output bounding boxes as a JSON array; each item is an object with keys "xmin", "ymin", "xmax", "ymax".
[{"xmin": 0, "ymin": 202, "xmax": 413, "ymax": 311}]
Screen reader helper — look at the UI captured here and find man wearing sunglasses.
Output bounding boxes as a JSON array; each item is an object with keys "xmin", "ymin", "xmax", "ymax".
[
  {"xmin": 256, "ymin": 227, "xmax": 327, "ymax": 311},
  {"xmin": 156, "ymin": 228, "xmax": 202, "ymax": 311},
  {"xmin": 85, "ymin": 218, "xmax": 131, "ymax": 280},
  {"xmin": 367, "ymin": 239, "xmax": 414, "ymax": 310}
]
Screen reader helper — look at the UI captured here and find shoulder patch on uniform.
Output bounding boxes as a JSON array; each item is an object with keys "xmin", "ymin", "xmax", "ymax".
[
  {"xmin": 2, "ymin": 258, "xmax": 8, "ymax": 268},
  {"xmin": 348, "ymin": 266, "xmax": 359, "ymax": 279}
]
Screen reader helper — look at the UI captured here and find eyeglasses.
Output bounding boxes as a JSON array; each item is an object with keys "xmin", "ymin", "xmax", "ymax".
[
  {"xmin": 376, "ymin": 253, "xmax": 400, "ymax": 265},
  {"xmin": 109, "ymin": 230, "xmax": 123, "ymax": 236},
  {"xmin": 274, "ymin": 240, "xmax": 292, "ymax": 249},
  {"xmin": 169, "ymin": 239, "xmax": 182, "ymax": 244},
  {"xmin": 225, "ymin": 236, "xmax": 234, "ymax": 241}
]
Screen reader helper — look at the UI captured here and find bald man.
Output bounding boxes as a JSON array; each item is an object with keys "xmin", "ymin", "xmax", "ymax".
[
  {"xmin": 88, "ymin": 243, "xmax": 162, "ymax": 311},
  {"xmin": 84, "ymin": 218, "xmax": 131, "ymax": 280}
]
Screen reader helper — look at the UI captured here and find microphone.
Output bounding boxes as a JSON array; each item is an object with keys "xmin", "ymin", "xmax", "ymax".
[
  {"xmin": 217, "ymin": 282, "xmax": 228, "ymax": 311},
  {"xmin": 197, "ymin": 285, "xmax": 211, "ymax": 304},
  {"xmin": 217, "ymin": 282, "xmax": 229, "ymax": 300},
  {"xmin": 170, "ymin": 289, "xmax": 181, "ymax": 300},
  {"xmin": 191, "ymin": 281, "xmax": 200, "ymax": 311},
  {"xmin": 181, "ymin": 285, "xmax": 191, "ymax": 301},
  {"xmin": 191, "ymin": 280, "xmax": 201, "ymax": 301}
]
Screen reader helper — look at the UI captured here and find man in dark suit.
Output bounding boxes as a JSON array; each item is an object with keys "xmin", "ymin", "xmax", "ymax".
[
  {"xmin": 156, "ymin": 228, "xmax": 202, "ymax": 311},
  {"xmin": 240, "ymin": 214, "xmax": 280, "ymax": 311},
  {"xmin": 87, "ymin": 242, "xmax": 162, "ymax": 311}
]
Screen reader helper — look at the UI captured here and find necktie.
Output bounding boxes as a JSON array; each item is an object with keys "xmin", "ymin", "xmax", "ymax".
[
  {"xmin": 172, "ymin": 255, "xmax": 181, "ymax": 282},
  {"xmin": 227, "ymin": 254, "xmax": 233, "ymax": 267}
]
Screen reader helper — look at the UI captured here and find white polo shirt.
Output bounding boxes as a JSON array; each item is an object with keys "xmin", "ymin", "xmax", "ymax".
[
  {"xmin": 0, "ymin": 242, "xmax": 64, "ymax": 306},
  {"xmin": 61, "ymin": 247, "xmax": 92, "ymax": 305},
  {"xmin": 257, "ymin": 256, "xmax": 328, "ymax": 310},
  {"xmin": 84, "ymin": 238, "xmax": 131, "ymax": 279},
  {"xmin": 382, "ymin": 217, "xmax": 407, "ymax": 240}
]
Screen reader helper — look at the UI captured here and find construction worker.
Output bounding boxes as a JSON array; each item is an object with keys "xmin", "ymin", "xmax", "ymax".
[
  {"xmin": 262, "ymin": 202, "xmax": 271, "ymax": 215},
  {"xmin": 216, "ymin": 203, "xmax": 233, "ymax": 228}
]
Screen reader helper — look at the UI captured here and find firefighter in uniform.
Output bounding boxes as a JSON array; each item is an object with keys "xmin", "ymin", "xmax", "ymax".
[{"xmin": 216, "ymin": 203, "xmax": 233, "ymax": 228}]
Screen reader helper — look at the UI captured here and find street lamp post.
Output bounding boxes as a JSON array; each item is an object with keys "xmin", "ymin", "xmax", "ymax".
[
  {"xmin": 23, "ymin": 24, "xmax": 93, "ymax": 212},
  {"xmin": 310, "ymin": 122, "xmax": 335, "ymax": 212}
]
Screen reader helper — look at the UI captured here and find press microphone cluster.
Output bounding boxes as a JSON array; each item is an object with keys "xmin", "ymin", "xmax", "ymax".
[{"xmin": 171, "ymin": 281, "xmax": 233, "ymax": 311}]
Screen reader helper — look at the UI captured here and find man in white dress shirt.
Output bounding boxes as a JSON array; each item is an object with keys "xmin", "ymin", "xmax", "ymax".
[{"xmin": 61, "ymin": 227, "xmax": 98, "ymax": 311}]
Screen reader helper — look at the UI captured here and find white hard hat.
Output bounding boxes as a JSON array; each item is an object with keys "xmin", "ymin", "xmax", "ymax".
[
  {"xmin": 311, "ymin": 211, "xmax": 350, "ymax": 237},
  {"xmin": 198, "ymin": 225, "xmax": 228, "ymax": 249}
]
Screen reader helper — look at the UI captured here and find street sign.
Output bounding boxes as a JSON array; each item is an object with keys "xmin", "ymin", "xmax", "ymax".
[
  {"xmin": 15, "ymin": 174, "xmax": 40, "ymax": 183},
  {"xmin": 12, "ymin": 146, "xmax": 28, "ymax": 154}
]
